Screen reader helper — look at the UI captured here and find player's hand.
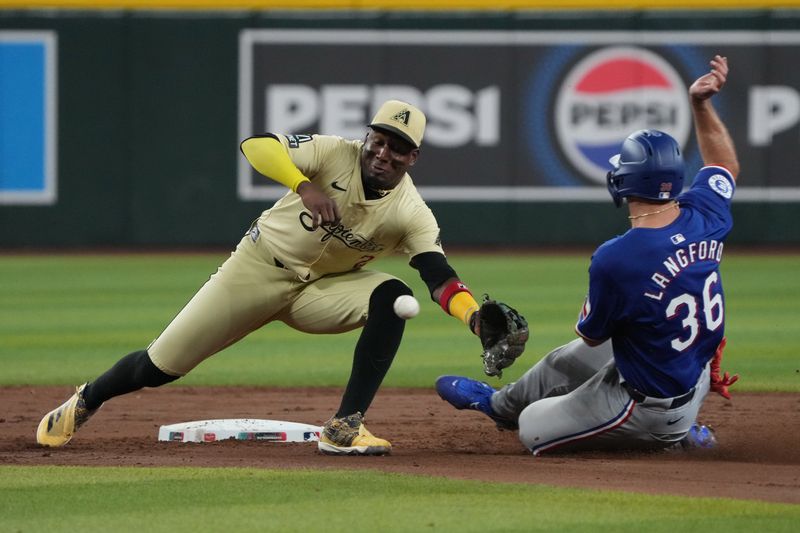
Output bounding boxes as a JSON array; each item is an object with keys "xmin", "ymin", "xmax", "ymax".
[
  {"xmin": 709, "ymin": 337, "xmax": 739, "ymax": 400},
  {"xmin": 297, "ymin": 181, "xmax": 341, "ymax": 229},
  {"xmin": 689, "ymin": 55, "xmax": 728, "ymax": 102}
]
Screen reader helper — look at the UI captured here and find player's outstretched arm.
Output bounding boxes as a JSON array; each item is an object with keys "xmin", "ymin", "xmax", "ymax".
[
  {"xmin": 409, "ymin": 252, "xmax": 475, "ymax": 331},
  {"xmin": 410, "ymin": 252, "xmax": 529, "ymax": 377},
  {"xmin": 432, "ymin": 276, "xmax": 529, "ymax": 377},
  {"xmin": 432, "ymin": 277, "xmax": 481, "ymax": 333},
  {"xmin": 689, "ymin": 55, "xmax": 740, "ymax": 181}
]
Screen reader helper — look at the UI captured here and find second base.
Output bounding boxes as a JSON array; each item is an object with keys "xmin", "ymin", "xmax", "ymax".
[{"xmin": 158, "ymin": 418, "xmax": 321, "ymax": 443}]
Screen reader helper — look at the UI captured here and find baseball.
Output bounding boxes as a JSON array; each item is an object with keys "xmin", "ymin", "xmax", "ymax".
[{"xmin": 393, "ymin": 295, "xmax": 420, "ymax": 320}]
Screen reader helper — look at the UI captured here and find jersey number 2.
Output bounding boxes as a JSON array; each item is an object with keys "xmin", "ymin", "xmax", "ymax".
[{"xmin": 665, "ymin": 272, "xmax": 723, "ymax": 352}]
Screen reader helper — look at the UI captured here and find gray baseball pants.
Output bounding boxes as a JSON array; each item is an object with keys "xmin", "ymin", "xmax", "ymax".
[{"xmin": 491, "ymin": 338, "xmax": 710, "ymax": 455}]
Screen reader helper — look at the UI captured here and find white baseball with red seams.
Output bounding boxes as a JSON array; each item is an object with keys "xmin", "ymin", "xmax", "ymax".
[{"xmin": 393, "ymin": 295, "xmax": 420, "ymax": 320}]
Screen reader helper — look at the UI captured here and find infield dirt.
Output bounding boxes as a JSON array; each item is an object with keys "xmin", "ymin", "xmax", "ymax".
[{"xmin": 2, "ymin": 386, "xmax": 798, "ymax": 504}]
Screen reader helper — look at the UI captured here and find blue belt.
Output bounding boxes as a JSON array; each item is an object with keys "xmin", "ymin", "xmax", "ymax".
[{"xmin": 622, "ymin": 382, "xmax": 695, "ymax": 409}]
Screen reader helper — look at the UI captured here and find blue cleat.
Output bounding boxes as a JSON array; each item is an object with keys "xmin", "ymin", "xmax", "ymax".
[
  {"xmin": 435, "ymin": 375, "xmax": 517, "ymax": 430},
  {"xmin": 680, "ymin": 423, "xmax": 717, "ymax": 449}
]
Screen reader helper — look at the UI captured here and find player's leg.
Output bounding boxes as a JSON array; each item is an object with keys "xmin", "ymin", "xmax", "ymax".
[
  {"xmin": 35, "ymin": 349, "xmax": 178, "ymax": 447},
  {"xmin": 436, "ymin": 338, "xmax": 611, "ymax": 429},
  {"xmin": 279, "ymin": 270, "xmax": 411, "ymax": 455},
  {"xmin": 146, "ymin": 236, "xmax": 295, "ymax": 378},
  {"xmin": 515, "ymin": 360, "xmax": 636, "ymax": 455},
  {"xmin": 337, "ymin": 278, "xmax": 411, "ymax": 418},
  {"xmin": 280, "ymin": 270, "xmax": 411, "ymax": 415},
  {"xmin": 36, "ymin": 235, "xmax": 292, "ymax": 447},
  {"xmin": 491, "ymin": 338, "xmax": 613, "ymax": 422},
  {"xmin": 516, "ymin": 361, "xmax": 710, "ymax": 455},
  {"xmin": 82, "ymin": 349, "xmax": 178, "ymax": 410}
]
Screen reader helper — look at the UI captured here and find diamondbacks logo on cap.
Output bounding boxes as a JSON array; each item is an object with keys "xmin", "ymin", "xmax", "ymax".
[
  {"xmin": 370, "ymin": 100, "xmax": 426, "ymax": 147},
  {"xmin": 392, "ymin": 110, "xmax": 411, "ymax": 126}
]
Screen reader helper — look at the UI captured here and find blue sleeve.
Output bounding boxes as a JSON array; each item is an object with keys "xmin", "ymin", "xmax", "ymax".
[
  {"xmin": 679, "ymin": 166, "xmax": 735, "ymax": 223},
  {"xmin": 575, "ymin": 255, "xmax": 622, "ymax": 343}
]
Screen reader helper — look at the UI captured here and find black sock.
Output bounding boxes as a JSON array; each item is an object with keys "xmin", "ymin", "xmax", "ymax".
[
  {"xmin": 336, "ymin": 280, "xmax": 411, "ymax": 418},
  {"xmin": 82, "ymin": 349, "xmax": 179, "ymax": 410}
]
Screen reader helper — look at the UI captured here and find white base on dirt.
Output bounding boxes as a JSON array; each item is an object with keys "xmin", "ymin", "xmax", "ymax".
[{"xmin": 158, "ymin": 419, "xmax": 321, "ymax": 443}]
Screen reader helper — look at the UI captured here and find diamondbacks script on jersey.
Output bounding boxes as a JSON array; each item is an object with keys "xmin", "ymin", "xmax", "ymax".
[
  {"xmin": 576, "ymin": 166, "xmax": 735, "ymax": 397},
  {"xmin": 254, "ymin": 134, "xmax": 444, "ymax": 282}
]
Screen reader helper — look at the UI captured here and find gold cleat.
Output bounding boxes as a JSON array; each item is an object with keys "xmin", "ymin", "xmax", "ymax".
[
  {"xmin": 317, "ymin": 412, "xmax": 391, "ymax": 456},
  {"xmin": 36, "ymin": 384, "xmax": 96, "ymax": 447}
]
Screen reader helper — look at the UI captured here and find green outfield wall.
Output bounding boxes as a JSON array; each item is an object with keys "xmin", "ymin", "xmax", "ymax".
[
  {"xmin": 1, "ymin": 1, "xmax": 798, "ymax": 9},
  {"xmin": 1, "ymin": 8, "xmax": 799, "ymax": 248}
]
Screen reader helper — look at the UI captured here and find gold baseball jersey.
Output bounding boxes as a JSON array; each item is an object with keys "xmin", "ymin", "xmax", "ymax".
[
  {"xmin": 148, "ymin": 133, "xmax": 446, "ymax": 376},
  {"xmin": 253, "ymin": 134, "xmax": 445, "ymax": 281}
]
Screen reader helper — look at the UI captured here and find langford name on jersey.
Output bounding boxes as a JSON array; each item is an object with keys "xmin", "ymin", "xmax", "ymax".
[{"xmin": 645, "ymin": 239, "xmax": 724, "ymax": 301}]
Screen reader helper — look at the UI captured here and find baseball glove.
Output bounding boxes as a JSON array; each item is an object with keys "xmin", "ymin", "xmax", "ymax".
[{"xmin": 473, "ymin": 295, "xmax": 530, "ymax": 378}]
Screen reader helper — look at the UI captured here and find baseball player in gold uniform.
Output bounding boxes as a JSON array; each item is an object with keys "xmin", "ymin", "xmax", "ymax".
[{"xmin": 36, "ymin": 100, "xmax": 520, "ymax": 455}]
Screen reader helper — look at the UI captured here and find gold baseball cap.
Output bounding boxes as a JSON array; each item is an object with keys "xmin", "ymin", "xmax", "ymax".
[{"xmin": 369, "ymin": 100, "xmax": 426, "ymax": 148}]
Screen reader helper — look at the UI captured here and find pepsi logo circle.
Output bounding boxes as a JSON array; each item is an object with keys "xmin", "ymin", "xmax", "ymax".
[{"xmin": 555, "ymin": 47, "xmax": 691, "ymax": 184}]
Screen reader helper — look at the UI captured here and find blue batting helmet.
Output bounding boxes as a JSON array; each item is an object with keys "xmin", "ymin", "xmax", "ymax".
[{"xmin": 606, "ymin": 129, "xmax": 684, "ymax": 207}]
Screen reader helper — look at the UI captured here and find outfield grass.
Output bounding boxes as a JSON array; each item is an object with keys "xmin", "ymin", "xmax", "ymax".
[
  {"xmin": 1, "ymin": 252, "xmax": 798, "ymax": 530},
  {"xmin": 1, "ymin": 466, "xmax": 798, "ymax": 532},
  {"xmin": 0, "ymin": 252, "xmax": 797, "ymax": 391}
]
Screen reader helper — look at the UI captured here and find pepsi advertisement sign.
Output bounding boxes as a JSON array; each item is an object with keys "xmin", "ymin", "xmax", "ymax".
[
  {"xmin": 554, "ymin": 47, "xmax": 691, "ymax": 185},
  {"xmin": 239, "ymin": 30, "xmax": 800, "ymax": 202}
]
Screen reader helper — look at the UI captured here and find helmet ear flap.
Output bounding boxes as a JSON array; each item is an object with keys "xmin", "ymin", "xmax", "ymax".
[{"xmin": 606, "ymin": 171, "xmax": 624, "ymax": 208}]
